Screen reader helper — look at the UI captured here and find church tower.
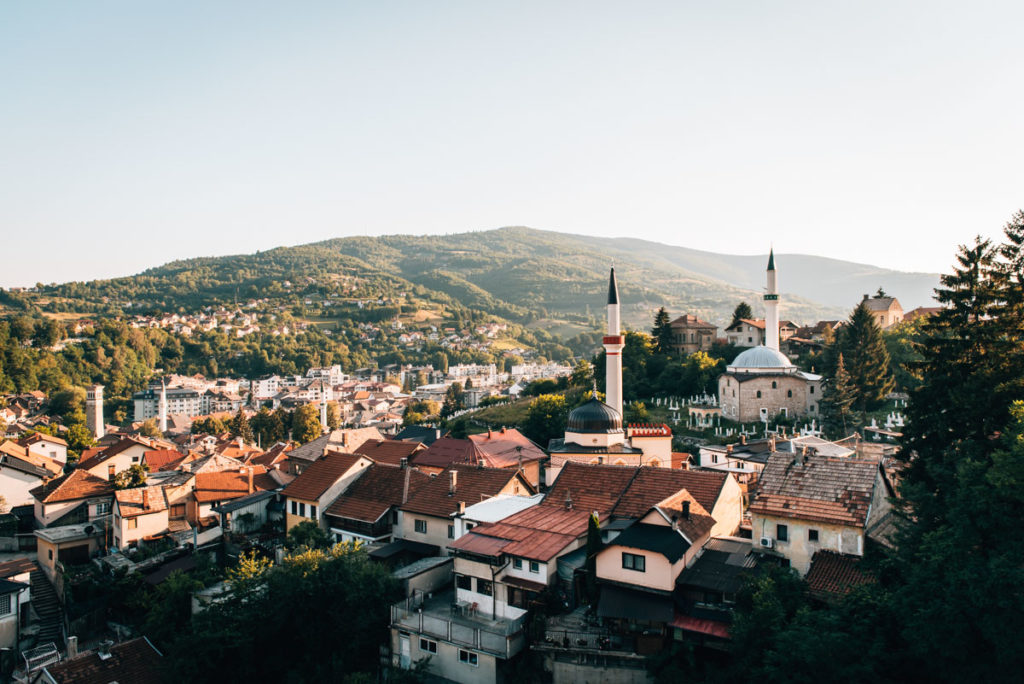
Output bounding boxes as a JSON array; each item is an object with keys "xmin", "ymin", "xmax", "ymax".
[
  {"xmin": 764, "ymin": 249, "xmax": 780, "ymax": 352},
  {"xmin": 86, "ymin": 384, "xmax": 104, "ymax": 440},
  {"xmin": 603, "ymin": 268, "xmax": 624, "ymax": 418}
]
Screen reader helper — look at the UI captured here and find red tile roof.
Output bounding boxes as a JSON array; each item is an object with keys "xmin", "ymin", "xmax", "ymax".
[
  {"xmin": 325, "ymin": 464, "xmax": 431, "ymax": 523},
  {"xmin": 411, "ymin": 437, "xmax": 487, "ymax": 469},
  {"xmin": 280, "ymin": 452, "xmax": 367, "ymax": 502},
  {"xmin": 451, "ymin": 505, "xmax": 588, "ymax": 562},
  {"xmin": 43, "ymin": 636, "xmax": 163, "ymax": 684},
  {"xmin": 194, "ymin": 466, "xmax": 271, "ymax": 504},
  {"xmin": 400, "ymin": 464, "xmax": 528, "ymax": 518},
  {"xmin": 77, "ymin": 436, "xmax": 150, "ymax": 470},
  {"xmin": 612, "ymin": 468, "xmax": 728, "ymax": 520},
  {"xmin": 141, "ymin": 449, "xmax": 184, "ymax": 472},
  {"xmin": 115, "ymin": 486, "xmax": 168, "ymax": 518},
  {"xmin": 749, "ymin": 454, "xmax": 880, "ymax": 527},
  {"xmin": 805, "ymin": 550, "xmax": 873, "ymax": 601},
  {"xmin": 468, "ymin": 428, "xmax": 546, "ymax": 467},
  {"xmin": 353, "ymin": 439, "xmax": 425, "ymax": 467},
  {"xmin": 544, "ymin": 462, "xmax": 638, "ymax": 514},
  {"xmin": 30, "ymin": 469, "xmax": 114, "ymax": 504}
]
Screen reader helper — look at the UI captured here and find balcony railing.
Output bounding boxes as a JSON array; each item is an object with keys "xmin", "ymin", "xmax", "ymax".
[{"xmin": 391, "ymin": 590, "xmax": 526, "ymax": 659}]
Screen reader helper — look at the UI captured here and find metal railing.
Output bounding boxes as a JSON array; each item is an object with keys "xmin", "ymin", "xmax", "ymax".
[{"xmin": 391, "ymin": 591, "xmax": 526, "ymax": 658}]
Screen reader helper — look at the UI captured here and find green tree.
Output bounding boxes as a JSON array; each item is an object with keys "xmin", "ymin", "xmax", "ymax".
[
  {"xmin": 832, "ymin": 301, "xmax": 895, "ymax": 412},
  {"xmin": 625, "ymin": 401, "xmax": 649, "ymax": 423},
  {"xmin": 138, "ymin": 418, "xmax": 163, "ymax": 439},
  {"xmin": 568, "ymin": 359, "xmax": 594, "ymax": 388},
  {"xmin": 441, "ymin": 382, "xmax": 465, "ymax": 418},
  {"xmin": 652, "ymin": 307, "xmax": 674, "ymax": 355},
  {"xmin": 730, "ymin": 301, "xmax": 753, "ymax": 328},
  {"xmin": 819, "ymin": 352, "xmax": 855, "ymax": 436},
  {"xmin": 231, "ymin": 408, "xmax": 255, "ymax": 444},
  {"xmin": 291, "ymin": 404, "xmax": 322, "ymax": 444},
  {"xmin": 226, "ymin": 549, "xmax": 273, "ymax": 596},
  {"xmin": 287, "ymin": 520, "xmax": 330, "ymax": 550},
  {"xmin": 113, "ymin": 464, "xmax": 149, "ymax": 489},
  {"xmin": 522, "ymin": 394, "xmax": 568, "ymax": 447}
]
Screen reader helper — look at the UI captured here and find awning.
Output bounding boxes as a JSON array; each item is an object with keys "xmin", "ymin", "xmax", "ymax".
[
  {"xmin": 597, "ymin": 585, "xmax": 674, "ymax": 622},
  {"xmin": 670, "ymin": 612, "xmax": 730, "ymax": 639},
  {"xmin": 502, "ymin": 575, "xmax": 547, "ymax": 593}
]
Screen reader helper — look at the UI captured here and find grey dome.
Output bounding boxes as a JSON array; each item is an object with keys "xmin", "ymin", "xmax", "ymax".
[
  {"xmin": 729, "ymin": 346, "xmax": 794, "ymax": 370},
  {"xmin": 566, "ymin": 397, "xmax": 623, "ymax": 434}
]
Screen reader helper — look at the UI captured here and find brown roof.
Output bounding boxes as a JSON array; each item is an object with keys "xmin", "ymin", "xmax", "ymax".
[
  {"xmin": 78, "ymin": 436, "xmax": 150, "ymax": 470},
  {"xmin": 544, "ymin": 462, "xmax": 638, "ymax": 514},
  {"xmin": 249, "ymin": 442, "xmax": 293, "ymax": 467},
  {"xmin": 401, "ymin": 464, "xmax": 528, "ymax": 518},
  {"xmin": 353, "ymin": 439, "xmax": 425, "ymax": 467},
  {"xmin": 141, "ymin": 449, "xmax": 184, "ymax": 472},
  {"xmin": 749, "ymin": 453, "xmax": 880, "ymax": 527},
  {"xmin": 325, "ymin": 464, "xmax": 431, "ymax": 523},
  {"xmin": 0, "ymin": 440, "xmax": 62, "ymax": 476},
  {"xmin": 805, "ymin": 550, "xmax": 873, "ymax": 601},
  {"xmin": 411, "ymin": 437, "xmax": 487, "ymax": 469},
  {"xmin": 862, "ymin": 296, "xmax": 900, "ymax": 312},
  {"xmin": 43, "ymin": 636, "xmax": 163, "ymax": 684},
  {"xmin": 669, "ymin": 314, "xmax": 715, "ymax": 328},
  {"xmin": 115, "ymin": 486, "xmax": 168, "ymax": 518},
  {"xmin": 653, "ymin": 490, "xmax": 716, "ymax": 542},
  {"xmin": 0, "ymin": 558, "xmax": 36, "ymax": 578},
  {"xmin": 612, "ymin": 468, "xmax": 728, "ymax": 520},
  {"xmin": 194, "ymin": 466, "xmax": 272, "ymax": 504},
  {"xmin": 30, "ymin": 469, "xmax": 113, "ymax": 504},
  {"xmin": 452, "ymin": 505, "xmax": 590, "ymax": 562},
  {"xmin": 281, "ymin": 452, "xmax": 367, "ymax": 502},
  {"xmin": 19, "ymin": 432, "xmax": 68, "ymax": 447},
  {"xmin": 468, "ymin": 428, "xmax": 546, "ymax": 467}
]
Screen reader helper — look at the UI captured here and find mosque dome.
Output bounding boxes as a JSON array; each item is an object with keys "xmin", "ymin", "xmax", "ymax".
[
  {"xmin": 728, "ymin": 345, "xmax": 795, "ymax": 371},
  {"xmin": 566, "ymin": 397, "xmax": 623, "ymax": 434}
]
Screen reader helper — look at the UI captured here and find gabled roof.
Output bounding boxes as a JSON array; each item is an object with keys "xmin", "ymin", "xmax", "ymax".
[
  {"xmin": 325, "ymin": 464, "xmax": 431, "ymax": 523},
  {"xmin": 725, "ymin": 318, "xmax": 766, "ymax": 332},
  {"xmin": 749, "ymin": 453, "xmax": 880, "ymax": 527},
  {"xmin": 77, "ymin": 436, "xmax": 150, "ymax": 470},
  {"xmin": 544, "ymin": 462, "xmax": 638, "ymax": 514},
  {"xmin": 805, "ymin": 550, "xmax": 873, "ymax": 602},
  {"xmin": 0, "ymin": 440, "xmax": 62, "ymax": 476},
  {"xmin": 42, "ymin": 636, "xmax": 163, "ymax": 684},
  {"xmin": 141, "ymin": 449, "xmax": 184, "ymax": 472},
  {"xmin": 115, "ymin": 486, "xmax": 168, "ymax": 518},
  {"xmin": 862, "ymin": 296, "xmax": 901, "ymax": 312},
  {"xmin": 612, "ymin": 467, "xmax": 728, "ymax": 519},
  {"xmin": 280, "ymin": 452, "xmax": 367, "ymax": 502},
  {"xmin": 194, "ymin": 466, "xmax": 274, "ymax": 504},
  {"xmin": 676, "ymin": 537, "xmax": 757, "ymax": 594},
  {"xmin": 394, "ymin": 425, "xmax": 444, "ymax": 446},
  {"xmin": 411, "ymin": 437, "xmax": 487, "ymax": 469},
  {"xmin": 468, "ymin": 428, "xmax": 546, "ymax": 467},
  {"xmin": 608, "ymin": 523, "xmax": 690, "ymax": 563},
  {"xmin": 19, "ymin": 432, "xmax": 68, "ymax": 448},
  {"xmin": 451, "ymin": 503, "xmax": 588, "ymax": 562},
  {"xmin": 30, "ymin": 469, "xmax": 113, "ymax": 504},
  {"xmin": 353, "ymin": 439, "xmax": 425, "ymax": 467},
  {"xmin": 650, "ymin": 489, "xmax": 716, "ymax": 543},
  {"xmin": 400, "ymin": 464, "xmax": 531, "ymax": 518},
  {"xmin": 669, "ymin": 314, "xmax": 715, "ymax": 329}
]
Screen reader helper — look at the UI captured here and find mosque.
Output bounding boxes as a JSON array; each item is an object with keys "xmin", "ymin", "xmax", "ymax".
[{"xmin": 717, "ymin": 251, "xmax": 822, "ymax": 423}]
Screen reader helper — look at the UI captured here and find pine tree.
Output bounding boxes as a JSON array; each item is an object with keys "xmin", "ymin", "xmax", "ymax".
[
  {"xmin": 835, "ymin": 301, "xmax": 895, "ymax": 413},
  {"xmin": 819, "ymin": 352, "xmax": 854, "ymax": 435},
  {"xmin": 231, "ymin": 408, "xmax": 255, "ymax": 444},
  {"xmin": 730, "ymin": 301, "xmax": 753, "ymax": 328},
  {"xmin": 652, "ymin": 307, "xmax": 674, "ymax": 354}
]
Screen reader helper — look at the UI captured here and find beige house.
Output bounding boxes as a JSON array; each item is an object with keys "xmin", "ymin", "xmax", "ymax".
[
  {"xmin": 19, "ymin": 433, "xmax": 69, "ymax": 465},
  {"xmin": 77, "ymin": 436, "xmax": 153, "ymax": 481},
  {"xmin": 749, "ymin": 451, "xmax": 894, "ymax": 575},
  {"xmin": 281, "ymin": 452, "xmax": 373, "ymax": 532},
  {"xmin": 113, "ymin": 486, "xmax": 170, "ymax": 550},
  {"xmin": 861, "ymin": 294, "xmax": 903, "ymax": 329},
  {"xmin": 669, "ymin": 315, "xmax": 718, "ymax": 354},
  {"xmin": 36, "ymin": 522, "xmax": 107, "ymax": 582},
  {"xmin": 30, "ymin": 469, "xmax": 114, "ymax": 528}
]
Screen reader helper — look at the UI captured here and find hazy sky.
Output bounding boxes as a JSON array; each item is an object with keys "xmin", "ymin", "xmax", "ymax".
[{"xmin": 3, "ymin": 1, "xmax": 1022, "ymax": 287}]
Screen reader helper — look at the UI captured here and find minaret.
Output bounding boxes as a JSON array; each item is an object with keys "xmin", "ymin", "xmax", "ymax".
[
  {"xmin": 86, "ymin": 384, "xmax": 104, "ymax": 440},
  {"xmin": 158, "ymin": 380, "xmax": 168, "ymax": 434},
  {"xmin": 320, "ymin": 399, "xmax": 329, "ymax": 434},
  {"xmin": 764, "ymin": 248, "xmax": 780, "ymax": 351},
  {"xmin": 603, "ymin": 268, "xmax": 625, "ymax": 418}
]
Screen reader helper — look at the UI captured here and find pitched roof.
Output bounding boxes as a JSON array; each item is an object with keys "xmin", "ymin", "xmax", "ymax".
[
  {"xmin": 609, "ymin": 523, "xmax": 690, "ymax": 563},
  {"xmin": 19, "ymin": 432, "xmax": 68, "ymax": 447},
  {"xmin": 141, "ymin": 449, "xmax": 184, "ymax": 472},
  {"xmin": 669, "ymin": 314, "xmax": 715, "ymax": 328},
  {"xmin": 468, "ymin": 428, "xmax": 546, "ymax": 467},
  {"xmin": 77, "ymin": 436, "xmax": 150, "ymax": 470},
  {"xmin": 612, "ymin": 467, "xmax": 728, "ymax": 519},
  {"xmin": 651, "ymin": 489, "xmax": 716, "ymax": 543},
  {"xmin": 281, "ymin": 452, "xmax": 367, "ymax": 502},
  {"xmin": 400, "ymin": 464, "xmax": 527, "ymax": 518},
  {"xmin": 115, "ymin": 486, "xmax": 168, "ymax": 518},
  {"xmin": 353, "ymin": 439, "xmax": 425, "ymax": 467},
  {"xmin": 0, "ymin": 557, "xmax": 37, "ymax": 578},
  {"xmin": 676, "ymin": 538, "xmax": 757, "ymax": 594},
  {"xmin": 544, "ymin": 462, "xmax": 638, "ymax": 514},
  {"xmin": 451, "ymin": 505, "xmax": 588, "ymax": 562},
  {"xmin": 862, "ymin": 296, "xmax": 900, "ymax": 312},
  {"xmin": 410, "ymin": 437, "xmax": 487, "ymax": 469},
  {"xmin": 30, "ymin": 469, "xmax": 113, "ymax": 504},
  {"xmin": 805, "ymin": 550, "xmax": 873, "ymax": 601},
  {"xmin": 749, "ymin": 453, "xmax": 880, "ymax": 527},
  {"xmin": 42, "ymin": 636, "xmax": 163, "ymax": 684},
  {"xmin": 325, "ymin": 464, "xmax": 431, "ymax": 523},
  {"xmin": 194, "ymin": 466, "xmax": 273, "ymax": 504}
]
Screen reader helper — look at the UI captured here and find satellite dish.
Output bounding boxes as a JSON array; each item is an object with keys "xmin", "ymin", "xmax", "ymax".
[{"xmin": 84, "ymin": 525, "xmax": 94, "ymax": 535}]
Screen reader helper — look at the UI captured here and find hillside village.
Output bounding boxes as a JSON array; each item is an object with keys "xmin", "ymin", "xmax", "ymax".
[{"xmin": 0, "ymin": 247, "xmax": 941, "ymax": 684}]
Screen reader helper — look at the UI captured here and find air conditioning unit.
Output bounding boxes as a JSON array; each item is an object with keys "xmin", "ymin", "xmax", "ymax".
[{"xmin": 759, "ymin": 537, "xmax": 774, "ymax": 549}]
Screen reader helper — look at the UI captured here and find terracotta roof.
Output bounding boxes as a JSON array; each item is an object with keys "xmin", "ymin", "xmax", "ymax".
[
  {"xmin": 805, "ymin": 550, "xmax": 873, "ymax": 601},
  {"xmin": 78, "ymin": 436, "xmax": 150, "ymax": 470},
  {"xmin": 0, "ymin": 558, "xmax": 36, "ymax": 578},
  {"xmin": 411, "ymin": 437, "xmax": 487, "ymax": 469},
  {"xmin": 194, "ymin": 466, "xmax": 271, "ymax": 504},
  {"xmin": 669, "ymin": 314, "xmax": 715, "ymax": 328},
  {"xmin": 401, "ymin": 464, "xmax": 527, "ymax": 518},
  {"xmin": 325, "ymin": 464, "xmax": 431, "ymax": 523},
  {"xmin": 115, "ymin": 486, "xmax": 168, "ymax": 518},
  {"xmin": 451, "ymin": 506, "xmax": 587, "ymax": 562},
  {"xmin": 30, "ymin": 469, "xmax": 113, "ymax": 504},
  {"xmin": 468, "ymin": 428, "xmax": 546, "ymax": 467},
  {"xmin": 545, "ymin": 462, "xmax": 638, "ymax": 514},
  {"xmin": 0, "ymin": 440, "xmax": 62, "ymax": 476},
  {"xmin": 141, "ymin": 449, "xmax": 184, "ymax": 472},
  {"xmin": 612, "ymin": 467, "xmax": 728, "ymax": 520},
  {"xmin": 249, "ymin": 442, "xmax": 292, "ymax": 467},
  {"xmin": 281, "ymin": 452, "xmax": 367, "ymax": 502},
  {"xmin": 19, "ymin": 432, "xmax": 68, "ymax": 447},
  {"xmin": 43, "ymin": 636, "xmax": 163, "ymax": 684},
  {"xmin": 353, "ymin": 439, "xmax": 425, "ymax": 467},
  {"xmin": 749, "ymin": 453, "xmax": 880, "ymax": 527}
]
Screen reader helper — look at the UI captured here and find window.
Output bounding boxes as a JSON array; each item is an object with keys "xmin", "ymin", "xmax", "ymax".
[
  {"xmin": 771, "ymin": 381, "xmax": 777, "ymax": 389},
  {"xmin": 128, "ymin": 518, "xmax": 138, "ymax": 530},
  {"xmin": 456, "ymin": 574, "xmax": 472, "ymax": 590},
  {"xmin": 448, "ymin": 524, "xmax": 455, "ymax": 539},
  {"xmin": 95, "ymin": 502, "xmax": 110, "ymax": 515},
  {"xmin": 711, "ymin": 454, "xmax": 718, "ymax": 464},
  {"xmin": 171, "ymin": 504, "xmax": 185, "ymax": 518},
  {"xmin": 529, "ymin": 561, "xmax": 540, "ymax": 574},
  {"xmin": 810, "ymin": 386, "xmax": 815, "ymax": 394},
  {"xmin": 298, "ymin": 502, "xmax": 306, "ymax": 517},
  {"xmin": 777, "ymin": 524, "xmax": 788, "ymax": 542},
  {"xmin": 419, "ymin": 638, "xmax": 437, "ymax": 654},
  {"xmin": 290, "ymin": 501, "xmax": 298, "ymax": 515},
  {"xmin": 477, "ymin": 579, "xmax": 493, "ymax": 596},
  {"xmin": 808, "ymin": 529, "xmax": 819, "ymax": 542},
  {"xmin": 459, "ymin": 650, "xmax": 478, "ymax": 666},
  {"xmin": 414, "ymin": 519, "xmax": 427, "ymax": 534},
  {"xmin": 0, "ymin": 594, "xmax": 10, "ymax": 616},
  {"xmin": 513, "ymin": 558, "xmax": 522, "ymax": 570},
  {"xmin": 787, "ymin": 389, "xmax": 793, "ymax": 398},
  {"xmin": 756, "ymin": 390, "xmax": 762, "ymax": 398},
  {"xmin": 622, "ymin": 552, "xmax": 646, "ymax": 572},
  {"xmin": 310, "ymin": 505, "xmax": 317, "ymax": 519}
]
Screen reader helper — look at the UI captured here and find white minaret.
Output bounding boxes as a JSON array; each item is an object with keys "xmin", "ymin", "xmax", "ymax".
[
  {"xmin": 320, "ymin": 400, "xmax": 329, "ymax": 433},
  {"xmin": 603, "ymin": 268, "xmax": 624, "ymax": 418},
  {"xmin": 86, "ymin": 384, "xmax": 105, "ymax": 440},
  {"xmin": 158, "ymin": 380, "xmax": 168, "ymax": 434},
  {"xmin": 764, "ymin": 248, "xmax": 780, "ymax": 351}
]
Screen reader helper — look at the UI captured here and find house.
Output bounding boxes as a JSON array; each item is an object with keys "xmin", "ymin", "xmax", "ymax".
[
  {"xmin": 285, "ymin": 427, "xmax": 384, "ymax": 475},
  {"xmin": 39, "ymin": 636, "xmax": 163, "ymax": 684},
  {"xmin": 352, "ymin": 439, "xmax": 427, "ymax": 467},
  {"xmin": 748, "ymin": 451, "xmax": 893, "ymax": 575},
  {"xmin": 0, "ymin": 448, "xmax": 55, "ymax": 509},
  {"xmin": 18, "ymin": 433, "xmax": 69, "ymax": 465},
  {"xmin": 394, "ymin": 425, "xmax": 444, "ymax": 446},
  {"xmin": 141, "ymin": 449, "xmax": 186, "ymax": 472},
  {"xmin": 724, "ymin": 318, "xmax": 766, "ymax": 348},
  {"xmin": 903, "ymin": 306, "xmax": 940, "ymax": 323},
  {"xmin": 467, "ymin": 428, "xmax": 546, "ymax": 487},
  {"xmin": 280, "ymin": 452, "xmax": 373, "ymax": 532},
  {"xmin": 399, "ymin": 464, "xmax": 535, "ymax": 554},
  {"xmin": 77, "ymin": 436, "xmax": 152, "ymax": 481},
  {"xmin": 410, "ymin": 438, "xmax": 487, "ymax": 476},
  {"xmin": 669, "ymin": 314, "xmax": 718, "ymax": 354},
  {"xmin": 860, "ymin": 294, "xmax": 903, "ymax": 329},
  {"xmin": 30, "ymin": 470, "xmax": 114, "ymax": 528},
  {"xmin": 673, "ymin": 537, "xmax": 758, "ymax": 644},
  {"xmin": 0, "ymin": 575, "xmax": 29, "ymax": 650},
  {"xmin": 112, "ymin": 486, "xmax": 170, "ymax": 550},
  {"xmin": 191, "ymin": 466, "xmax": 278, "ymax": 526},
  {"xmin": 324, "ymin": 463, "xmax": 431, "ymax": 544},
  {"xmin": 36, "ymin": 522, "xmax": 108, "ymax": 582}
]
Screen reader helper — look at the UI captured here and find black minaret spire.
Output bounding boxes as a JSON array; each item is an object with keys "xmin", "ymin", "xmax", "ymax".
[{"xmin": 607, "ymin": 267, "xmax": 619, "ymax": 305}]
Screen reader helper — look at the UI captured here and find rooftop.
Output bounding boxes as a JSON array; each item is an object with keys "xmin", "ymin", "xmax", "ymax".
[
  {"xmin": 281, "ymin": 452, "xmax": 368, "ymax": 502},
  {"xmin": 42, "ymin": 636, "xmax": 163, "ymax": 684},
  {"xmin": 805, "ymin": 550, "xmax": 873, "ymax": 602},
  {"xmin": 325, "ymin": 463, "xmax": 431, "ymax": 523}
]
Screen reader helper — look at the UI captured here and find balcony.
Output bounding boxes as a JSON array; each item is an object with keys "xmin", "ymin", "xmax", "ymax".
[{"xmin": 391, "ymin": 589, "xmax": 527, "ymax": 659}]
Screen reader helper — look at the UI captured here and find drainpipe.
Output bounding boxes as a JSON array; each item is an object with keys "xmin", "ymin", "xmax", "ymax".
[{"xmin": 491, "ymin": 557, "xmax": 512, "ymax": 621}]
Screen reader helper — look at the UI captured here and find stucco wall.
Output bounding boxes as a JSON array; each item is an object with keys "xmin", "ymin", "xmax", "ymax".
[{"xmin": 752, "ymin": 513, "xmax": 862, "ymax": 576}]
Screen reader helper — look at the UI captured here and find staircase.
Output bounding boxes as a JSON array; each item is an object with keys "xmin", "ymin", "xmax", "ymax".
[{"xmin": 30, "ymin": 566, "xmax": 63, "ymax": 644}]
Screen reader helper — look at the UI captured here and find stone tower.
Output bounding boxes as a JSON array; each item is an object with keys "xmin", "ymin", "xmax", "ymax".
[{"xmin": 86, "ymin": 384, "xmax": 105, "ymax": 440}]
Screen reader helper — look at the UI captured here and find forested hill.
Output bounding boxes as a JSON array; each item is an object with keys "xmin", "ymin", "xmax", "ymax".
[{"xmin": 23, "ymin": 227, "xmax": 937, "ymax": 329}]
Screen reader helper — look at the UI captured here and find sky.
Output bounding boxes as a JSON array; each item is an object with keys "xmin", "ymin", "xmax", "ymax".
[{"xmin": 2, "ymin": 1, "xmax": 1023, "ymax": 287}]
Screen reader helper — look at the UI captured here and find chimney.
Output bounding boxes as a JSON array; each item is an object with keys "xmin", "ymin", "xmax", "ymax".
[
  {"xmin": 863, "ymin": 294, "xmax": 869, "ymax": 302},
  {"xmin": 565, "ymin": 489, "xmax": 573, "ymax": 511},
  {"xmin": 449, "ymin": 470, "xmax": 457, "ymax": 496},
  {"xmin": 458, "ymin": 501, "xmax": 466, "ymax": 515},
  {"xmin": 247, "ymin": 467, "xmax": 254, "ymax": 494},
  {"xmin": 726, "ymin": 444, "xmax": 733, "ymax": 454},
  {"xmin": 739, "ymin": 434, "xmax": 746, "ymax": 445},
  {"xmin": 399, "ymin": 457, "xmax": 408, "ymax": 469},
  {"xmin": 682, "ymin": 501, "xmax": 690, "ymax": 518},
  {"xmin": 67, "ymin": 635, "xmax": 78, "ymax": 659},
  {"xmin": 142, "ymin": 488, "xmax": 150, "ymax": 509},
  {"xmin": 671, "ymin": 514, "xmax": 679, "ymax": 531}
]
